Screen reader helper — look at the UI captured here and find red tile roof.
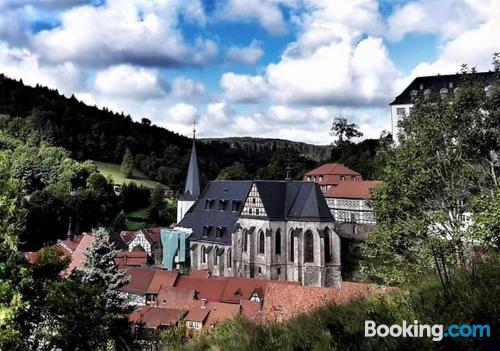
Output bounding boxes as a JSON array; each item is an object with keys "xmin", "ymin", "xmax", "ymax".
[
  {"xmin": 190, "ymin": 269, "xmax": 212, "ymax": 279},
  {"xmin": 262, "ymin": 281, "xmax": 393, "ymax": 323},
  {"xmin": 147, "ymin": 270, "xmax": 179, "ymax": 293},
  {"xmin": 185, "ymin": 302, "xmax": 240, "ymax": 327},
  {"xmin": 57, "ymin": 234, "xmax": 84, "ymax": 253},
  {"xmin": 120, "ymin": 231, "xmax": 136, "ymax": 245},
  {"xmin": 115, "ymin": 251, "xmax": 148, "ymax": 267},
  {"xmin": 156, "ymin": 286, "xmax": 199, "ymax": 310},
  {"xmin": 61, "ymin": 233, "xmax": 96, "ymax": 277},
  {"xmin": 175, "ymin": 276, "xmax": 229, "ymax": 302},
  {"xmin": 305, "ymin": 163, "xmax": 361, "ymax": 176},
  {"xmin": 24, "ymin": 251, "xmax": 40, "ymax": 264},
  {"xmin": 220, "ymin": 277, "xmax": 298, "ymax": 304},
  {"xmin": 185, "ymin": 304, "xmax": 211, "ymax": 323},
  {"xmin": 130, "ymin": 306, "xmax": 186, "ymax": 329},
  {"xmin": 324, "ymin": 180, "xmax": 382, "ymax": 200},
  {"xmin": 240, "ymin": 300, "xmax": 262, "ymax": 321}
]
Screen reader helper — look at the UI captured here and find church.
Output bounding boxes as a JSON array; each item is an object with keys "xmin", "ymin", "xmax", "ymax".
[{"xmin": 176, "ymin": 135, "xmax": 341, "ymax": 288}]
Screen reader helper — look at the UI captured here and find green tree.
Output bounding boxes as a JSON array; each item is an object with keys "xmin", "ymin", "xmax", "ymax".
[
  {"xmin": 112, "ymin": 210, "xmax": 127, "ymax": 233},
  {"xmin": 330, "ymin": 114, "xmax": 363, "ymax": 146},
  {"xmin": 146, "ymin": 184, "xmax": 166, "ymax": 224},
  {"xmin": 120, "ymin": 148, "xmax": 134, "ymax": 179},
  {"xmin": 362, "ymin": 68, "xmax": 500, "ymax": 287},
  {"xmin": 217, "ymin": 162, "xmax": 249, "ymax": 180}
]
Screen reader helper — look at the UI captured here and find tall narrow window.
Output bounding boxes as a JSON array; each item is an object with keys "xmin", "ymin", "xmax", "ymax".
[
  {"xmin": 227, "ymin": 249, "xmax": 232, "ymax": 268},
  {"xmin": 304, "ymin": 230, "xmax": 314, "ymax": 263},
  {"xmin": 275, "ymin": 229, "xmax": 282, "ymax": 255},
  {"xmin": 324, "ymin": 228, "xmax": 331, "ymax": 264},
  {"xmin": 259, "ymin": 230, "xmax": 265, "ymax": 254},
  {"xmin": 202, "ymin": 246, "xmax": 206, "ymax": 263},
  {"xmin": 214, "ymin": 247, "xmax": 218, "ymax": 265},
  {"xmin": 243, "ymin": 230, "xmax": 248, "ymax": 252},
  {"xmin": 290, "ymin": 230, "xmax": 294, "ymax": 262}
]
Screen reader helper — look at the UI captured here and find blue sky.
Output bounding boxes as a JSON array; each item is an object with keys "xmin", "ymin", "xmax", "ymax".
[{"xmin": 0, "ymin": 0, "xmax": 498, "ymax": 144}]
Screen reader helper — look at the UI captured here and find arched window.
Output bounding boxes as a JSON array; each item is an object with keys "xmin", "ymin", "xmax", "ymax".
[
  {"xmin": 201, "ymin": 246, "xmax": 206, "ymax": 263},
  {"xmin": 275, "ymin": 229, "xmax": 282, "ymax": 255},
  {"xmin": 227, "ymin": 249, "xmax": 232, "ymax": 268},
  {"xmin": 290, "ymin": 230, "xmax": 294, "ymax": 262},
  {"xmin": 214, "ymin": 246, "xmax": 218, "ymax": 265},
  {"xmin": 243, "ymin": 230, "xmax": 248, "ymax": 252},
  {"xmin": 259, "ymin": 230, "xmax": 265, "ymax": 254},
  {"xmin": 304, "ymin": 230, "xmax": 314, "ymax": 263},
  {"xmin": 324, "ymin": 228, "xmax": 331, "ymax": 264}
]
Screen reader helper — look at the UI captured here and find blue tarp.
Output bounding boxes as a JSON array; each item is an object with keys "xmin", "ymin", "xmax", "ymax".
[{"xmin": 161, "ymin": 229, "xmax": 190, "ymax": 270}]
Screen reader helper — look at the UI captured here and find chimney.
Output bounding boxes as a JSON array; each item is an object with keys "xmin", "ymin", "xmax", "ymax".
[{"xmin": 285, "ymin": 165, "xmax": 292, "ymax": 181}]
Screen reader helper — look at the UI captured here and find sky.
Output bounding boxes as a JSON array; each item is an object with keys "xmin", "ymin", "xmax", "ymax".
[{"xmin": 0, "ymin": 0, "xmax": 499, "ymax": 145}]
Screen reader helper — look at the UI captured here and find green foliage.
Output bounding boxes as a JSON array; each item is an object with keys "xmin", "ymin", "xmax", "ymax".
[
  {"xmin": 121, "ymin": 148, "xmax": 134, "ymax": 179},
  {"xmin": 147, "ymin": 185, "xmax": 176, "ymax": 225},
  {"xmin": 362, "ymin": 69, "xmax": 500, "ymax": 287},
  {"xmin": 470, "ymin": 188, "xmax": 500, "ymax": 249},
  {"xmin": 331, "ymin": 115, "xmax": 363, "ymax": 146},
  {"xmin": 113, "ymin": 210, "xmax": 127, "ymax": 233},
  {"xmin": 217, "ymin": 162, "xmax": 249, "ymax": 180},
  {"xmin": 256, "ymin": 146, "xmax": 316, "ymax": 180},
  {"xmin": 179, "ymin": 257, "xmax": 500, "ymax": 351}
]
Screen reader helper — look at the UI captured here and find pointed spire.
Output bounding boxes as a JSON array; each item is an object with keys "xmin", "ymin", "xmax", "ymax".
[{"xmin": 181, "ymin": 122, "xmax": 201, "ymax": 200}]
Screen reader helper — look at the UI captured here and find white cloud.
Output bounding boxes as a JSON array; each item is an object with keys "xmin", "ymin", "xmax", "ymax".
[
  {"xmin": 167, "ymin": 103, "xmax": 199, "ymax": 124},
  {"xmin": 170, "ymin": 76, "xmax": 206, "ymax": 99},
  {"xmin": 0, "ymin": 41, "xmax": 84, "ymax": 94},
  {"xmin": 225, "ymin": 40, "xmax": 264, "ymax": 65},
  {"xmin": 32, "ymin": 0, "xmax": 216, "ymax": 67},
  {"xmin": 94, "ymin": 64, "xmax": 166, "ymax": 99},
  {"xmin": 220, "ymin": 0, "xmax": 289, "ymax": 36},
  {"xmin": 220, "ymin": 72, "xmax": 268, "ymax": 103}
]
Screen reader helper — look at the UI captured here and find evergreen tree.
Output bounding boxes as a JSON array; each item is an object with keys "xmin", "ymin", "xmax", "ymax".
[
  {"xmin": 120, "ymin": 148, "xmax": 134, "ymax": 179},
  {"xmin": 83, "ymin": 227, "xmax": 129, "ymax": 310},
  {"xmin": 112, "ymin": 210, "xmax": 127, "ymax": 233}
]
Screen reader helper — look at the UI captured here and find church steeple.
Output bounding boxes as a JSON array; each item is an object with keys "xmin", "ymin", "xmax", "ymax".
[{"xmin": 181, "ymin": 121, "xmax": 200, "ymax": 201}]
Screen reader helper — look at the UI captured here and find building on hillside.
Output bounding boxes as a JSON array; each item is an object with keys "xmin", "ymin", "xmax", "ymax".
[
  {"xmin": 390, "ymin": 71, "xmax": 497, "ymax": 141},
  {"xmin": 119, "ymin": 228, "xmax": 162, "ymax": 264},
  {"xmin": 177, "ymin": 180, "xmax": 341, "ymax": 288},
  {"xmin": 304, "ymin": 163, "xmax": 362, "ymax": 193},
  {"xmin": 324, "ymin": 180, "xmax": 381, "ymax": 239}
]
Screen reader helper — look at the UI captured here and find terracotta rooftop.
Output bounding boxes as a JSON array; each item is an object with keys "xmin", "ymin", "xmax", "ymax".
[
  {"xmin": 305, "ymin": 163, "xmax": 361, "ymax": 176},
  {"xmin": 262, "ymin": 281, "xmax": 393, "ymax": 323},
  {"xmin": 156, "ymin": 286, "xmax": 199, "ymax": 310},
  {"xmin": 115, "ymin": 251, "xmax": 148, "ymax": 267},
  {"xmin": 61, "ymin": 233, "xmax": 95, "ymax": 277},
  {"xmin": 190, "ymin": 269, "xmax": 212, "ymax": 279},
  {"xmin": 57, "ymin": 234, "xmax": 84, "ymax": 253},
  {"xmin": 147, "ymin": 270, "xmax": 179, "ymax": 294},
  {"xmin": 185, "ymin": 304, "xmax": 211, "ymax": 323},
  {"xmin": 220, "ymin": 277, "xmax": 298, "ymax": 304},
  {"xmin": 175, "ymin": 276, "xmax": 229, "ymax": 302},
  {"xmin": 129, "ymin": 306, "xmax": 186, "ymax": 329},
  {"xmin": 121, "ymin": 267, "xmax": 178, "ymax": 295},
  {"xmin": 185, "ymin": 301, "xmax": 240, "ymax": 327},
  {"xmin": 324, "ymin": 180, "xmax": 382, "ymax": 200}
]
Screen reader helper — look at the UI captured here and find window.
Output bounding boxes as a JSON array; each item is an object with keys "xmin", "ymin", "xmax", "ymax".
[
  {"xmin": 205, "ymin": 199, "xmax": 211, "ymax": 209},
  {"xmin": 214, "ymin": 247, "xmax": 218, "ymax": 265},
  {"xmin": 256, "ymin": 208, "xmax": 260, "ymax": 215},
  {"xmin": 449, "ymin": 82, "xmax": 454, "ymax": 89},
  {"xmin": 243, "ymin": 230, "xmax": 248, "ymax": 252},
  {"xmin": 275, "ymin": 229, "xmax": 282, "ymax": 255},
  {"xmin": 219, "ymin": 199, "xmax": 226, "ymax": 211},
  {"xmin": 249, "ymin": 208, "xmax": 253, "ymax": 215},
  {"xmin": 258, "ymin": 267, "xmax": 262, "ymax": 274},
  {"xmin": 396, "ymin": 107, "xmax": 405, "ymax": 116},
  {"xmin": 227, "ymin": 249, "xmax": 232, "ymax": 268},
  {"xmin": 188, "ymin": 321, "xmax": 202, "ymax": 329},
  {"xmin": 202, "ymin": 246, "xmax": 206, "ymax": 263},
  {"xmin": 304, "ymin": 230, "xmax": 314, "ymax": 263},
  {"xmin": 202, "ymin": 226, "xmax": 212, "ymax": 238},
  {"xmin": 216, "ymin": 226, "xmax": 224, "ymax": 239},
  {"xmin": 290, "ymin": 231, "xmax": 294, "ymax": 262},
  {"xmin": 340, "ymin": 176, "xmax": 345, "ymax": 181},
  {"xmin": 252, "ymin": 198, "xmax": 256, "ymax": 204},
  {"xmin": 259, "ymin": 230, "xmax": 265, "ymax": 254},
  {"xmin": 324, "ymin": 228, "xmax": 331, "ymax": 264},
  {"xmin": 319, "ymin": 176, "xmax": 323, "ymax": 182},
  {"xmin": 419, "ymin": 83, "xmax": 424, "ymax": 90},
  {"xmin": 231, "ymin": 200, "xmax": 240, "ymax": 212},
  {"xmin": 277, "ymin": 267, "xmax": 281, "ymax": 275},
  {"xmin": 352, "ymin": 176, "xmax": 356, "ymax": 181},
  {"xmin": 307, "ymin": 176, "xmax": 311, "ymax": 181}
]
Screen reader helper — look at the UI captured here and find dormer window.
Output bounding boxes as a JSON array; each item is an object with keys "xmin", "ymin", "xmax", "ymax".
[
  {"xmin": 485, "ymin": 85, "xmax": 493, "ymax": 97},
  {"xmin": 440, "ymin": 88, "xmax": 448, "ymax": 95},
  {"xmin": 219, "ymin": 199, "xmax": 227, "ymax": 211},
  {"xmin": 232, "ymin": 200, "xmax": 241, "ymax": 212},
  {"xmin": 215, "ymin": 226, "xmax": 225, "ymax": 239},
  {"xmin": 410, "ymin": 89, "xmax": 418, "ymax": 97},
  {"xmin": 419, "ymin": 83, "xmax": 424, "ymax": 90},
  {"xmin": 424, "ymin": 89, "xmax": 431, "ymax": 97},
  {"xmin": 352, "ymin": 176, "xmax": 356, "ymax": 181},
  {"xmin": 449, "ymin": 82, "xmax": 454, "ymax": 89},
  {"xmin": 340, "ymin": 176, "xmax": 345, "ymax": 181},
  {"xmin": 319, "ymin": 176, "xmax": 323, "ymax": 182},
  {"xmin": 202, "ymin": 226, "xmax": 212, "ymax": 238}
]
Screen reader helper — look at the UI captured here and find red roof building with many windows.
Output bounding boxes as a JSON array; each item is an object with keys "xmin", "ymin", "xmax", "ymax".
[{"xmin": 304, "ymin": 163, "xmax": 362, "ymax": 193}]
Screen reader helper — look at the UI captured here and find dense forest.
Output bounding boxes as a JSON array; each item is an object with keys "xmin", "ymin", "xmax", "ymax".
[{"xmin": 0, "ymin": 74, "xmax": 384, "ymax": 189}]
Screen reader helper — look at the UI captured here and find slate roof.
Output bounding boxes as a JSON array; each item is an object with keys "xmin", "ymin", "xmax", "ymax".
[
  {"xmin": 179, "ymin": 180, "xmax": 333, "ymax": 244},
  {"xmin": 180, "ymin": 141, "xmax": 201, "ymax": 201},
  {"xmin": 390, "ymin": 71, "xmax": 497, "ymax": 105},
  {"xmin": 178, "ymin": 181, "xmax": 253, "ymax": 245}
]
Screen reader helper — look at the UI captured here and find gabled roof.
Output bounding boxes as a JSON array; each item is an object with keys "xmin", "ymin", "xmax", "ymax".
[
  {"xmin": 175, "ymin": 276, "xmax": 229, "ymax": 301},
  {"xmin": 61, "ymin": 233, "xmax": 95, "ymax": 277},
  {"xmin": 324, "ymin": 180, "xmax": 382, "ymax": 200},
  {"xmin": 178, "ymin": 181, "xmax": 253, "ymax": 245},
  {"xmin": 146, "ymin": 270, "xmax": 179, "ymax": 293},
  {"xmin": 121, "ymin": 267, "xmax": 178, "ymax": 295},
  {"xmin": 390, "ymin": 71, "xmax": 497, "ymax": 105},
  {"xmin": 129, "ymin": 306, "xmax": 186, "ymax": 329},
  {"xmin": 156, "ymin": 286, "xmax": 198, "ymax": 310},
  {"xmin": 252, "ymin": 181, "xmax": 333, "ymax": 221},
  {"xmin": 180, "ymin": 141, "xmax": 201, "ymax": 201},
  {"xmin": 305, "ymin": 163, "xmax": 361, "ymax": 176},
  {"xmin": 119, "ymin": 228, "xmax": 162, "ymax": 247}
]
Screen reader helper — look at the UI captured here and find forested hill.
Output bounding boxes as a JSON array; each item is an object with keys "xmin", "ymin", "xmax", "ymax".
[
  {"xmin": 0, "ymin": 74, "xmax": 324, "ymax": 188},
  {"xmin": 201, "ymin": 137, "xmax": 332, "ymax": 161}
]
